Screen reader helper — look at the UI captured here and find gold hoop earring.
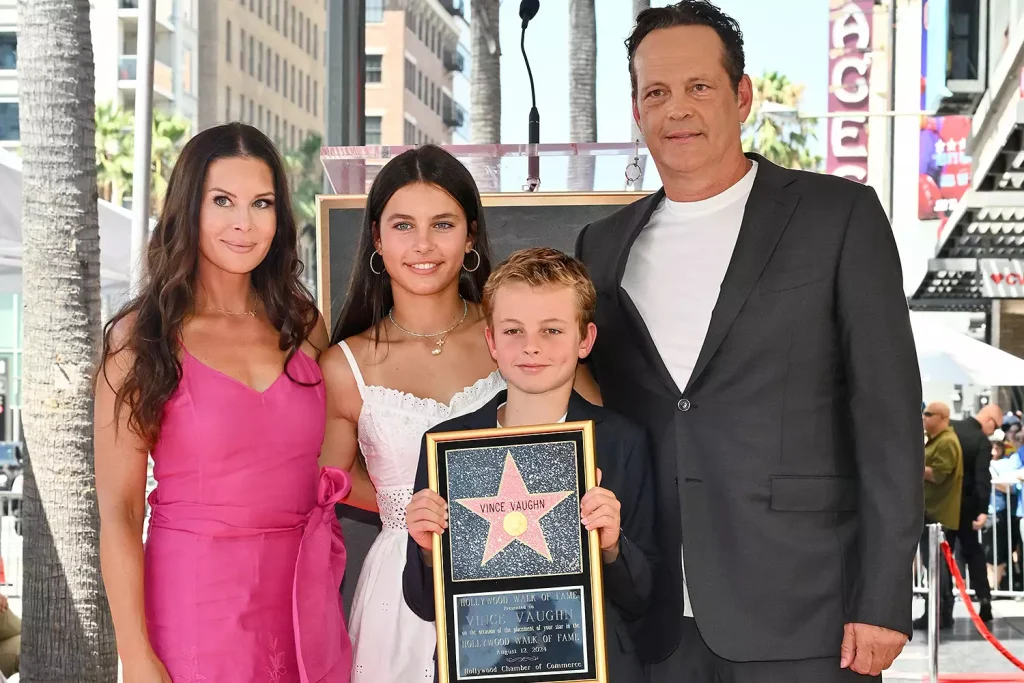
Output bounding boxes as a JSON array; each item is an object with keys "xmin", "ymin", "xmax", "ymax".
[
  {"xmin": 463, "ymin": 249, "xmax": 481, "ymax": 273},
  {"xmin": 369, "ymin": 250, "xmax": 385, "ymax": 275}
]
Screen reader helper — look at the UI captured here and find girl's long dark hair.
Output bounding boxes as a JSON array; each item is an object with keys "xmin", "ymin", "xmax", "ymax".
[
  {"xmin": 101, "ymin": 123, "xmax": 318, "ymax": 448},
  {"xmin": 330, "ymin": 145, "xmax": 493, "ymax": 345}
]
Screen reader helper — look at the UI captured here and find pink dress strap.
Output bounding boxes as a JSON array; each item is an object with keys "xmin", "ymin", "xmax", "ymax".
[{"xmin": 292, "ymin": 466, "xmax": 353, "ymax": 683}]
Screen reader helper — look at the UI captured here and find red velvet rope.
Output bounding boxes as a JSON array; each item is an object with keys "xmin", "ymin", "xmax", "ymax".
[{"xmin": 941, "ymin": 539, "xmax": 1024, "ymax": 672}]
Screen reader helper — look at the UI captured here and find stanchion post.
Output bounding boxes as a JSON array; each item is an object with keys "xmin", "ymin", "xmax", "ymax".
[{"xmin": 928, "ymin": 523, "xmax": 941, "ymax": 683}]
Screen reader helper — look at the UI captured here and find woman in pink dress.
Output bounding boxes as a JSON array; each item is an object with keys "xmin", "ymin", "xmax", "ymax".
[{"xmin": 94, "ymin": 123, "xmax": 351, "ymax": 683}]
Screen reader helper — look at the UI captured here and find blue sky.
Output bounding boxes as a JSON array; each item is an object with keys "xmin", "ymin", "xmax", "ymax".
[{"xmin": 455, "ymin": 0, "xmax": 828, "ymax": 189}]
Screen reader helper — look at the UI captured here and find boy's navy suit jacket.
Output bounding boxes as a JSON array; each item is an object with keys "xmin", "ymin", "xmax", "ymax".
[{"xmin": 402, "ymin": 389, "xmax": 659, "ymax": 681}]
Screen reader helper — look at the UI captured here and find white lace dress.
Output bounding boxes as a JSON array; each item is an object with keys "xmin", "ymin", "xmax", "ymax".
[{"xmin": 339, "ymin": 341, "xmax": 506, "ymax": 682}]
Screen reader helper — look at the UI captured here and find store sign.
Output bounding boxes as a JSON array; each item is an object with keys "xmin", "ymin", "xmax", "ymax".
[
  {"xmin": 980, "ymin": 260, "xmax": 1024, "ymax": 298},
  {"xmin": 827, "ymin": 0, "xmax": 873, "ymax": 183},
  {"xmin": 919, "ymin": 0, "xmax": 971, "ymax": 221}
]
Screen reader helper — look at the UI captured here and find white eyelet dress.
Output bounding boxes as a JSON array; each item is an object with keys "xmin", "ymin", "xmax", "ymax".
[{"xmin": 338, "ymin": 341, "xmax": 506, "ymax": 682}]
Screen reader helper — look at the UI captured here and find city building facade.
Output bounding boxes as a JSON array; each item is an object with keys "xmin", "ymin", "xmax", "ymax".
[
  {"xmin": 198, "ymin": 0, "xmax": 326, "ymax": 150},
  {"xmin": 364, "ymin": 0, "xmax": 469, "ymax": 147}
]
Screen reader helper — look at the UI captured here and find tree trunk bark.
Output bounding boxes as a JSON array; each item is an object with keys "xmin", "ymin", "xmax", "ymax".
[
  {"xmin": 469, "ymin": 0, "xmax": 501, "ymax": 192},
  {"xmin": 630, "ymin": 0, "xmax": 650, "ymax": 145},
  {"xmin": 16, "ymin": 0, "xmax": 116, "ymax": 680},
  {"xmin": 568, "ymin": 0, "xmax": 596, "ymax": 191}
]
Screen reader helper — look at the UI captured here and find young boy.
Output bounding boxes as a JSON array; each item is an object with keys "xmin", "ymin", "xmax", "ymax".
[{"xmin": 402, "ymin": 247, "xmax": 658, "ymax": 681}]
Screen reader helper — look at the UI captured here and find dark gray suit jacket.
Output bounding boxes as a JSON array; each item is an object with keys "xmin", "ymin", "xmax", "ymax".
[{"xmin": 575, "ymin": 154, "xmax": 924, "ymax": 664}]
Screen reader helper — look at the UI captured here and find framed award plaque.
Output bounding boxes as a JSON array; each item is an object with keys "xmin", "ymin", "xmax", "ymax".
[{"xmin": 426, "ymin": 420, "xmax": 607, "ymax": 683}]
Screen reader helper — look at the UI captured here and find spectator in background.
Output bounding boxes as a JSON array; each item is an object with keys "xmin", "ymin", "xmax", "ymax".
[
  {"xmin": 987, "ymin": 433, "xmax": 1022, "ymax": 592},
  {"xmin": 950, "ymin": 404, "xmax": 1002, "ymax": 622},
  {"xmin": 915, "ymin": 402, "xmax": 963, "ymax": 630}
]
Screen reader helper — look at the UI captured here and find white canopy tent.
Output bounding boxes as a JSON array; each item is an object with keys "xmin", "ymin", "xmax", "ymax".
[
  {"xmin": 912, "ymin": 312, "xmax": 1024, "ymax": 386},
  {"xmin": 0, "ymin": 147, "xmax": 148, "ymax": 296}
]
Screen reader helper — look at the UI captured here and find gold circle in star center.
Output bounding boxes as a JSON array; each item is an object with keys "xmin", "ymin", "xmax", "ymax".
[{"xmin": 503, "ymin": 511, "xmax": 528, "ymax": 537}]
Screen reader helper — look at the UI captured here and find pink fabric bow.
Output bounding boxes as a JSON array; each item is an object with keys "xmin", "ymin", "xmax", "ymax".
[{"xmin": 292, "ymin": 466, "xmax": 353, "ymax": 683}]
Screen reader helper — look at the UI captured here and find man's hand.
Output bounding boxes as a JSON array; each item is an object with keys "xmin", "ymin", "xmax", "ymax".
[
  {"xmin": 973, "ymin": 513, "xmax": 988, "ymax": 531},
  {"xmin": 840, "ymin": 623, "xmax": 907, "ymax": 676}
]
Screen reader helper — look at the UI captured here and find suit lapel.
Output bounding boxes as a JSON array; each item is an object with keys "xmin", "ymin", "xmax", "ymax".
[
  {"xmin": 612, "ymin": 189, "xmax": 680, "ymax": 397},
  {"xmin": 682, "ymin": 158, "xmax": 798, "ymax": 395}
]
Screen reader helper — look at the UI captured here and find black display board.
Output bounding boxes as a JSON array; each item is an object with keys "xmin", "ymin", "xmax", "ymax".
[{"xmin": 315, "ymin": 193, "xmax": 647, "ymax": 328}]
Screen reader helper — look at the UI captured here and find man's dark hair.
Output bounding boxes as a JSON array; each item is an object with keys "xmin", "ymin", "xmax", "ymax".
[{"xmin": 625, "ymin": 1, "xmax": 745, "ymax": 97}]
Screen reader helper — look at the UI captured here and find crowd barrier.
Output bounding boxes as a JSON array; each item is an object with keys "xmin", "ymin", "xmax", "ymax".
[{"xmin": 915, "ymin": 478, "xmax": 1024, "ymax": 599}]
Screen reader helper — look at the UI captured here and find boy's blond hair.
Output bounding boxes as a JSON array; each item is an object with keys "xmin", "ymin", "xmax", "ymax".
[{"xmin": 482, "ymin": 247, "xmax": 596, "ymax": 336}]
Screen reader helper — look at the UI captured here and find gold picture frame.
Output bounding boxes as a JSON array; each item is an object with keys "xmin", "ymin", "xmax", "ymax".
[{"xmin": 426, "ymin": 420, "xmax": 607, "ymax": 683}]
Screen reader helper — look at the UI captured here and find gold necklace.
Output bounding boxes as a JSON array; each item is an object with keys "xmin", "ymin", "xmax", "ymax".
[
  {"xmin": 206, "ymin": 305, "xmax": 257, "ymax": 317},
  {"xmin": 388, "ymin": 299, "xmax": 468, "ymax": 356},
  {"xmin": 200, "ymin": 297, "xmax": 258, "ymax": 317}
]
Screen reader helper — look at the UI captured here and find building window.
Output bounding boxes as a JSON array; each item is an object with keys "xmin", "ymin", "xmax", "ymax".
[
  {"xmin": 275, "ymin": 114, "xmax": 280, "ymax": 141},
  {"xmin": 275, "ymin": 54, "xmax": 280, "ymax": 92},
  {"xmin": 258, "ymin": 104, "xmax": 264, "ymax": 131},
  {"xmin": 306, "ymin": 73, "xmax": 311, "ymax": 112},
  {"xmin": 0, "ymin": 34, "xmax": 15, "ymax": 71},
  {"xmin": 275, "ymin": 0, "xmax": 280, "ymax": 30},
  {"xmin": 291, "ymin": 6, "xmax": 296, "ymax": 42},
  {"xmin": 258, "ymin": 0, "xmax": 263, "ymax": 18},
  {"xmin": 249, "ymin": 35, "xmax": 254, "ymax": 75},
  {"xmin": 257, "ymin": 42, "xmax": 263, "ymax": 82},
  {"xmin": 406, "ymin": 9, "xmax": 415, "ymax": 30},
  {"xmin": 240, "ymin": 93, "xmax": 245, "ymax": 121},
  {"xmin": 404, "ymin": 119, "xmax": 415, "ymax": 145},
  {"xmin": 313, "ymin": 81, "xmax": 318, "ymax": 116},
  {"xmin": 240, "ymin": 29, "xmax": 246, "ymax": 70},
  {"xmin": 365, "ymin": 116, "xmax": 382, "ymax": 144},
  {"xmin": 366, "ymin": 0, "xmax": 384, "ymax": 22},
  {"xmin": 417, "ymin": 71, "xmax": 423, "ymax": 100},
  {"xmin": 298, "ymin": 69, "xmax": 303, "ymax": 107},
  {"xmin": 283, "ymin": 58, "xmax": 289, "ymax": 96},
  {"xmin": 404, "ymin": 59, "xmax": 415, "ymax": 92},
  {"xmin": 313, "ymin": 24, "xmax": 318, "ymax": 60},
  {"xmin": 225, "ymin": 21, "xmax": 232, "ymax": 63},
  {"xmin": 249, "ymin": 99, "xmax": 254, "ymax": 124},
  {"xmin": 283, "ymin": 0, "xmax": 289, "ymax": 35},
  {"xmin": 365, "ymin": 55, "xmax": 382, "ymax": 83},
  {"xmin": 291, "ymin": 64, "xmax": 296, "ymax": 102},
  {"xmin": 306, "ymin": 17, "xmax": 311, "ymax": 53},
  {"xmin": 290, "ymin": 124, "xmax": 295, "ymax": 149},
  {"xmin": 249, "ymin": 0, "xmax": 254, "ymax": 11},
  {"xmin": 183, "ymin": 49, "xmax": 193, "ymax": 94},
  {"xmin": 298, "ymin": 10, "xmax": 303, "ymax": 46}
]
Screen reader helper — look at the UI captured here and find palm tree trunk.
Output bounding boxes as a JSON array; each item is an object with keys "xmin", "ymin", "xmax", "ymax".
[
  {"xmin": 469, "ymin": 0, "xmax": 501, "ymax": 192},
  {"xmin": 17, "ymin": 0, "xmax": 116, "ymax": 680},
  {"xmin": 630, "ymin": 0, "xmax": 650, "ymax": 146},
  {"xmin": 568, "ymin": 0, "xmax": 596, "ymax": 191}
]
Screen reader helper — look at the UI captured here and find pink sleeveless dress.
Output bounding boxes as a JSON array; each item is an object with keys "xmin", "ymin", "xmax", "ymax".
[{"xmin": 144, "ymin": 347, "xmax": 352, "ymax": 683}]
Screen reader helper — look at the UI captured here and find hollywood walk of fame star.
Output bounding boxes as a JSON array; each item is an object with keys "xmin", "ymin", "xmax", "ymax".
[{"xmin": 454, "ymin": 451, "xmax": 573, "ymax": 565}]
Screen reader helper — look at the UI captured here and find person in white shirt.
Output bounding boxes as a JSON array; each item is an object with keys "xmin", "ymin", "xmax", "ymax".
[{"xmin": 575, "ymin": 2, "xmax": 923, "ymax": 681}]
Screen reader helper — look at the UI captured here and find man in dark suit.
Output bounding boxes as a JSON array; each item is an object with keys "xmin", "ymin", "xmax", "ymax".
[
  {"xmin": 942, "ymin": 404, "xmax": 1002, "ymax": 625},
  {"xmin": 574, "ymin": 2, "xmax": 924, "ymax": 681}
]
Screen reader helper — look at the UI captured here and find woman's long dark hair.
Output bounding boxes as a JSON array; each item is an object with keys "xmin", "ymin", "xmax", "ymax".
[
  {"xmin": 329, "ymin": 145, "xmax": 493, "ymax": 345},
  {"xmin": 101, "ymin": 122, "xmax": 319, "ymax": 448}
]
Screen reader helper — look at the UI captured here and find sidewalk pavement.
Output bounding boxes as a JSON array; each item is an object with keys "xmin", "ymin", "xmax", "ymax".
[{"xmin": 885, "ymin": 597, "xmax": 1024, "ymax": 680}]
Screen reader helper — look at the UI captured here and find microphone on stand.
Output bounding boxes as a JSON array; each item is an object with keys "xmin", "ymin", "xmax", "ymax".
[{"xmin": 520, "ymin": 0, "xmax": 541, "ymax": 191}]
